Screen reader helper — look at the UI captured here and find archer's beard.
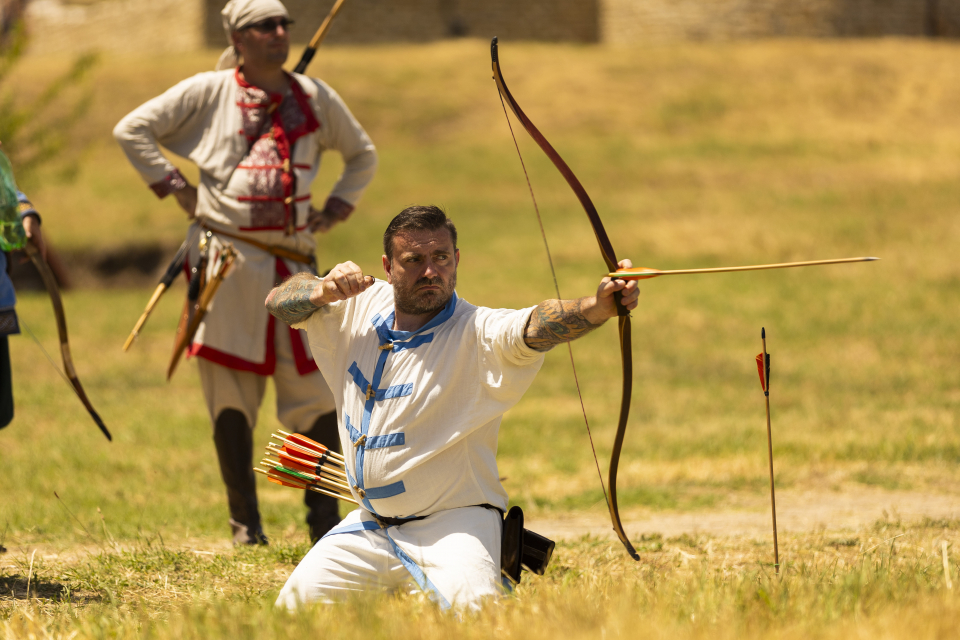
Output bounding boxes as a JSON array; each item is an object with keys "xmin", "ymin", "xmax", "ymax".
[{"xmin": 393, "ymin": 273, "xmax": 457, "ymax": 316}]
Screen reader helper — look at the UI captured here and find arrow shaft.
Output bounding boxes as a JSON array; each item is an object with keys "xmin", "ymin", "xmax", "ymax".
[
  {"xmin": 761, "ymin": 332, "xmax": 779, "ymax": 574},
  {"xmin": 124, "ymin": 225, "xmax": 201, "ymax": 351},
  {"xmin": 123, "ymin": 283, "xmax": 165, "ymax": 351},
  {"xmin": 609, "ymin": 257, "xmax": 878, "ymax": 280}
]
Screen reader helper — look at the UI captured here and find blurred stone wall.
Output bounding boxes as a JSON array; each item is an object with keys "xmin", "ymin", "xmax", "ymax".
[
  {"xmin": 25, "ymin": 0, "xmax": 202, "ymax": 55},
  {"xmin": 203, "ymin": 0, "xmax": 601, "ymax": 48},
  {"xmin": 21, "ymin": 0, "xmax": 960, "ymax": 55},
  {"xmin": 931, "ymin": 0, "xmax": 960, "ymax": 35},
  {"xmin": 602, "ymin": 0, "xmax": 957, "ymax": 43}
]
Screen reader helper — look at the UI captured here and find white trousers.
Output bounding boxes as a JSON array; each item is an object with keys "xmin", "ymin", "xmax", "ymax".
[
  {"xmin": 275, "ymin": 506, "xmax": 503, "ymax": 611},
  {"xmin": 197, "ymin": 317, "xmax": 336, "ymax": 431}
]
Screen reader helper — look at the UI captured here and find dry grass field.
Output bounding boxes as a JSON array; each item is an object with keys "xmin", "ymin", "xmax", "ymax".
[{"xmin": 1, "ymin": 37, "xmax": 959, "ymax": 637}]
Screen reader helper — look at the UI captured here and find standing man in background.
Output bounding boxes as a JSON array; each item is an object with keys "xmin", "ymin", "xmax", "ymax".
[{"xmin": 114, "ymin": 0, "xmax": 377, "ymax": 545}]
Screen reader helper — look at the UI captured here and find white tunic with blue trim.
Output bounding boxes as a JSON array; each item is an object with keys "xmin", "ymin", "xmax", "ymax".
[{"xmin": 296, "ymin": 280, "xmax": 545, "ymax": 519}]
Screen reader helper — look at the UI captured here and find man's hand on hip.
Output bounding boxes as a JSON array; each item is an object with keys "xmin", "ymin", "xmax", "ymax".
[
  {"xmin": 173, "ymin": 184, "xmax": 198, "ymax": 219},
  {"xmin": 306, "ymin": 206, "xmax": 336, "ymax": 233}
]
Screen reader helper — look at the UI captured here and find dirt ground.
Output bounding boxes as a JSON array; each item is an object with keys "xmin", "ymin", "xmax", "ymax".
[
  {"xmin": 529, "ymin": 488, "xmax": 960, "ymax": 542},
  {"xmin": 3, "ymin": 487, "xmax": 958, "ymax": 563}
]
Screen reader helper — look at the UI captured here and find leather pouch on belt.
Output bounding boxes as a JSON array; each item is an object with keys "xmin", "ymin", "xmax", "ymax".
[{"xmin": 500, "ymin": 506, "xmax": 556, "ymax": 584}]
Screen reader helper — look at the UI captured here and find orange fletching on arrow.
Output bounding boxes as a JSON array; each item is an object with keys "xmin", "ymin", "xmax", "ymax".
[
  {"xmin": 280, "ymin": 441, "xmax": 319, "ymax": 460},
  {"xmin": 756, "ymin": 353, "xmax": 767, "ymax": 392},
  {"xmin": 278, "ymin": 447, "xmax": 313, "ymax": 466},
  {"xmin": 264, "ymin": 472, "xmax": 310, "ymax": 490},
  {"xmin": 286, "ymin": 433, "xmax": 330, "ymax": 455}
]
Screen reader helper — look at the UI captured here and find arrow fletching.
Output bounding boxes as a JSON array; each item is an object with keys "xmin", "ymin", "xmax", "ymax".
[
  {"xmin": 285, "ymin": 432, "xmax": 329, "ymax": 455},
  {"xmin": 765, "ymin": 354, "xmax": 770, "ymax": 390},
  {"xmin": 261, "ymin": 462, "xmax": 315, "ymax": 484},
  {"xmin": 756, "ymin": 353, "xmax": 767, "ymax": 392},
  {"xmin": 255, "ymin": 467, "xmax": 310, "ymax": 489}
]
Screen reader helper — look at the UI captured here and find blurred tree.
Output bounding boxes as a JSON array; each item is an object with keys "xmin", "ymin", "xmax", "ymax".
[{"xmin": 0, "ymin": 18, "xmax": 98, "ymax": 188}]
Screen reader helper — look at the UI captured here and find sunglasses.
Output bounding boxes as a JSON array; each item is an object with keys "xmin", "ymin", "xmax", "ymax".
[{"xmin": 243, "ymin": 17, "xmax": 294, "ymax": 33}]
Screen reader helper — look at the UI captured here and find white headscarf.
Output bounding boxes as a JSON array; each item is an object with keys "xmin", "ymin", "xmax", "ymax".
[{"xmin": 214, "ymin": 0, "xmax": 290, "ymax": 71}]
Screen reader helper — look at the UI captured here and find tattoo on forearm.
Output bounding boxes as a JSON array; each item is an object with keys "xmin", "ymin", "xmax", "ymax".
[
  {"xmin": 266, "ymin": 272, "xmax": 323, "ymax": 325},
  {"xmin": 524, "ymin": 298, "xmax": 604, "ymax": 352}
]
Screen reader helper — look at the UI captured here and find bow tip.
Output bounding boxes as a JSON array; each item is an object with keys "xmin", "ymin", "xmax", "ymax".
[
  {"xmin": 618, "ymin": 536, "xmax": 641, "ymax": 561},
  {"xmin": 491, "ymin": 37, "xmax": 499, "ymax": 60},
  {"xmin": 92, "ymin": 414, "xmax": 112, "ymax": 441}
]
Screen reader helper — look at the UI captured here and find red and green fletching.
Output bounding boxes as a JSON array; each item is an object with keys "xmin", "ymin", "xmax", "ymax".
[
  {"xmin": 268, "ymin": 463, "xmax": 315, "ymax": 484},
  {"xmin": 264, "ymin": 472, "xmax": 309, "ymax": 490}
]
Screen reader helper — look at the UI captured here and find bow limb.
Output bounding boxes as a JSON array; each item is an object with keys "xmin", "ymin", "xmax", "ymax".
[
  {"xmin": 491, "ymin": 37, "xmax": 638, "ymax": 560},
  {"xmin": 24, "ymin": 241, "xmax": 112, "ymax": 441}
]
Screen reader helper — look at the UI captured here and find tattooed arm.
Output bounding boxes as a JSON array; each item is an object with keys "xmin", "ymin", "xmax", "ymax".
[
  {"xmin": 524, "ymin": 298, "xmax": 606, "ymax": 352},
  {"xmin": 265, "ymin": 272, "xmax": 324, "ymax": 325},
  {"xmin": 265, "ymin": 261, "xmax": 374, "ymax": 325},
  {"xmin": 523, "ymin": 259, "xmax": 641, "ymax": 352}
]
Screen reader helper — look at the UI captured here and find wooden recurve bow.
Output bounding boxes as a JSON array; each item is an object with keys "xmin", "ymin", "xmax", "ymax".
[
  {"xmin": 491, "ymin": 37, "xmax": 638, "ymax": 560},
  {"xmin": 24, "ymin": 241, "xmax": 111, "ymax": 441}
]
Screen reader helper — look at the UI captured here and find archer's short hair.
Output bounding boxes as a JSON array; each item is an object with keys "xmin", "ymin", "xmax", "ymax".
[{"xmin": 382, "ymin": 205, "xmax": 458, "ymax": 261}]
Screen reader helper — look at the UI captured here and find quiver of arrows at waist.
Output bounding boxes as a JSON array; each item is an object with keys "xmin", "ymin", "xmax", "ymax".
[
  {"xmin": 167, "ymin": 241, "xmax": 238, "ymax": 380},
  {"xmin": 256, "ymin": 430, "xmax": 357, "ymax": 504}
]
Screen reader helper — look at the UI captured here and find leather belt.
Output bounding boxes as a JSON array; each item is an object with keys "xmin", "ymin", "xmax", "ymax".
[
  {"xmin": 369, "ymin": 503, "xmax": 502, "ymax": 529},
  {"xmin": 200, "ymin": 222, "xmax": 316, "ymax": 268},
  {"xmin": 371, "ymin": 513, "xmax": 428, "ymax": 528}
]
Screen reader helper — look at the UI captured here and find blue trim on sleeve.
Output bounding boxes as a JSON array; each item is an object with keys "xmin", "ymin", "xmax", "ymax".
[{"xmin": 16, "ymin": 191, "xmax": 38, "ymax": 219}]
